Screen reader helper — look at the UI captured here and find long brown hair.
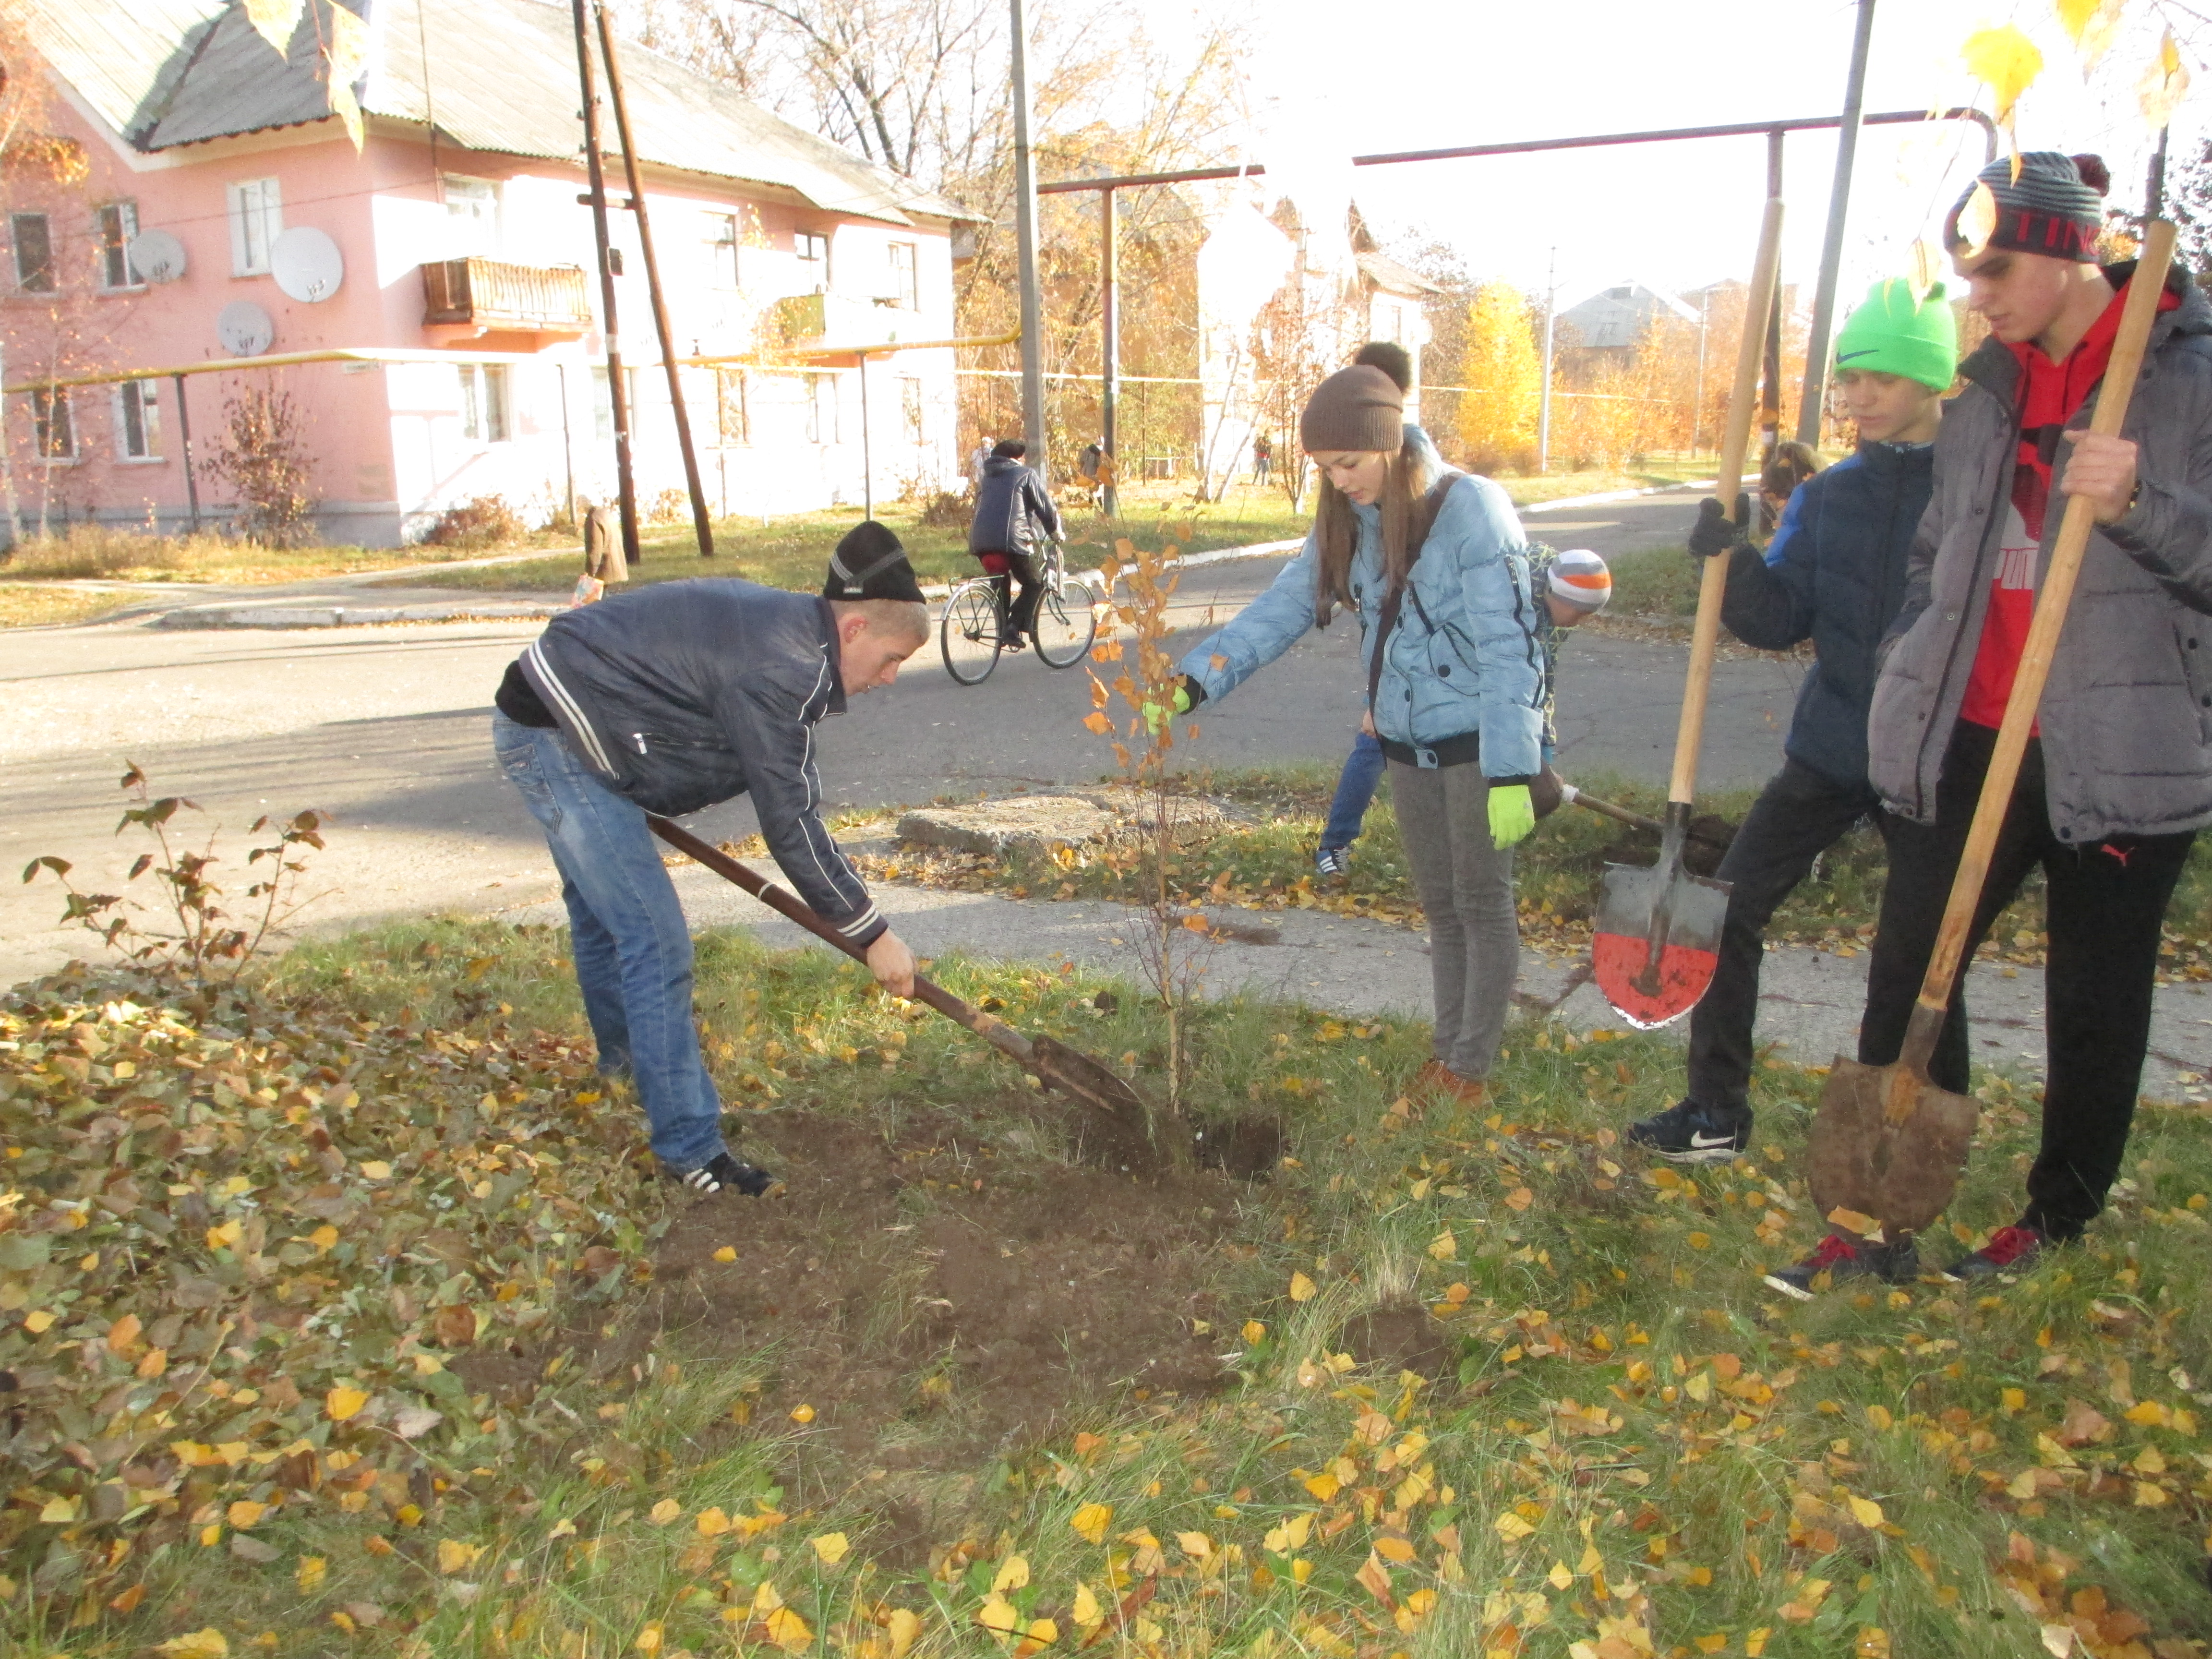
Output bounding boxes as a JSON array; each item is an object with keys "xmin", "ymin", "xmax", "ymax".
[{"xmin": 1312, "ymin": 433, "xmax": 1443, "ymax": 626}]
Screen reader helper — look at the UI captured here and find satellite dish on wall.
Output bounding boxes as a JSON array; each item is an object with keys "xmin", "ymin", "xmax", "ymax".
[
  {"xmin": 270, "ymin": 227, "xmax": 344, "ymax": 303},
  {"xmin": 217, "ymin": 300, "xmax": 275, "ymax": 357},
  {"xmin": 126, "ymin": 228, "xmax": 187, "ymax": 284}
]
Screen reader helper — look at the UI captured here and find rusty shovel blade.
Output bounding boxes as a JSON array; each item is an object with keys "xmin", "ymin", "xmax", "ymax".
[
  {"xmin": 1590, "ymin": 855, "xmax": 1731, "ymax": 1029},
  {"xmin": 1807, "ymin": 1055, "xmax": 1980, "ymax": 1242}
]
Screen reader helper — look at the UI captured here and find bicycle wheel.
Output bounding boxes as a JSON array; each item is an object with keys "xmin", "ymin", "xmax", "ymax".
[
  {"xmin": 940, "ymin": 584, "xmax": 1003, "ymax": 685},
  {"xmin": 1032, "ymin": 577, "xmax": 1098, "ymax": 669}
]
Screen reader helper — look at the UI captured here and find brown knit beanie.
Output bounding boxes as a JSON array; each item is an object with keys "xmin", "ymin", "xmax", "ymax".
[{"xmin": 1300, "ymin": 366, "xmax": 1403, "ymax": 454}]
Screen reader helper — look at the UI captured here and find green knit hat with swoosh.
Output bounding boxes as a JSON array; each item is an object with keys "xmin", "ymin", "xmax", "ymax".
[{"xmin": 1832, "ymin": 277, "xmax": 1959, "ymax": 392}]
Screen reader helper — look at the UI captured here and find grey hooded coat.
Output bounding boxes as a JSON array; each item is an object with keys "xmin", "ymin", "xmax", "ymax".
[{"xmin": 1867, "ymin": 264, "xmax": 2212, "ymax": 843}]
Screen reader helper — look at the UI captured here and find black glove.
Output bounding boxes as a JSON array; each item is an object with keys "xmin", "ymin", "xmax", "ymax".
[
  {"xmin": 1177, "ymin": 673, "xmax": 1207, "ymax": 712},
  {"xmin": 1530, "ymin": 766, "xmax": 1564, "ymax": 820},
  {"xmin": 1688, "ymin": 493, "xmax": 1753, "ymax": 559}
]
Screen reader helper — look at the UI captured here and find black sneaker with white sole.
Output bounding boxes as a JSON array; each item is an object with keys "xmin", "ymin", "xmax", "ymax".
[
  {"xmin": 1624, "ymin": 1098, "xmax": 1751, "ymax": 1164},
  {"xmin": 1763, "ymin": 1230, "xmax": 1919, "ymax": 1300},
  {"xmin": 669, "ymin": 1151, "xmax": 781, "ymax": 1197}
]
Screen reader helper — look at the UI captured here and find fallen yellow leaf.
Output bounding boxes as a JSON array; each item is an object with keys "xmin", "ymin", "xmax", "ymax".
[
  {"xmin": 1072, "ymin": 1583, "xmax": 1102, "ymax": 1627},
  {"xmin": 763, "ymin": 1607, "xmax": 812, "ymax": 1653},
  {"xmin": 1302, "ymin": 1471, "xmax": 1341, "ymax": 1502},
  {"xmin": 1176, "ymin": 1530, "xmax": 1212, "ymax": 1559},
  {"xmin": 297, "ymin": 1557, "xmax": 327, "ymax": 1592},
  {"xmin": 1847, "ymin": 1495, "xmax": 1884, "ymax": 1528},
  {"xmin": 634, "ymin": 1622, "xmax": 664, "ymax": 1655},
  {"xmin": 156, "ymin": 1632, "xmax": 230, "ymax": 1659},
  {"xmin": 1374, "ymin": 1534, "xmax": 1418, "ymax": 1564},
  {"xmin": 649, "ymin": 1499, "xmax": 682, "ymax": 1526},
  {"xmin": 1427, "ymin": 1228, "xmax": 1457, "ymax": 1261},
  {"xmin": 1242, "ymin": 1320, "xmax": 1266, "ymax": 1345},
  {"xmin": 1495, "ymin": 1512, "xmax": 1536, "ymax": 1542},
  {"xmin": 22, "ymin": 1310, "xmax": 53, "ymax": 1334},
  {"xmin": 886, "ymin": 1607, "xmax": 922, "ymax": 1658},
  {"xmin": 713, "ymin": 1246, "xmax": 737, "ymax": 1262},
  {"xmin": 325, "ymin": 1386, "xmax": 369, "ymax": 1422},
  {"xmin": 789, "ymin": 1403, "xmax": 816, "ymax": 1423},
  {"xmin": 1288, "ymin": 1272, "xmax": 1317, "ymax": 1302},
  {"xmin": 1504, "ymin": 1187, "xmax": 1534, "ymax": 1212},
  {"xmin": 437, "ymin": 1539, "xmax": 484, "ymax": 1575},
  {"xmin": 696, "ymin": 1507, "xmax": 732, "ymax": 1537},
  {"xmin": 1264, "ymin": 1512, "xmax": 1313, "ymax": 1553},
  {"xmin": 1070, "ymin": 1503, "xmax": 1113, "ymax": 1544},
  {"xmin": 810, "ymin": 1531, "xmax": 850, "ymax": 1565},
  {"xmin": 976, "ymin": 1593, "xmax": 1020, "ymax": 1634},
  {"xmin": 992, "ymin": 1554, "xmax": 1031, "ymax": 1593},
  {"xmin": 359, "ymin": 1160, "xmax": 393, "ymax": 1180},
  {"xmin": 226, "ymin": 1501, "xmax": 265, "ymax": 1529}
]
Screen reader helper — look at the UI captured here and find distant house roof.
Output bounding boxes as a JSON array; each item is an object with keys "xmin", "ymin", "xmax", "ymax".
[
  {"xmin": 1556, "ymin": 281, "xmax": 1698, "ymax": 350},
  {"xmin": 22, "ymin": 0, "xmax": 969, "ymax": 226},
  {"xmin": 1355, "ymin": 251, "xmax": 1443, "ymax": 299}
]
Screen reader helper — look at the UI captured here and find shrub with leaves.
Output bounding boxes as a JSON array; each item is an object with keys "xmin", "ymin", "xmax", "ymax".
[
  {"xmin": 200, "ymin": 388, "xmax": 314, "ymax": 548},
  {"xmin": 422, "ymin": 494, "xmax": 524, "ymax": 549}
]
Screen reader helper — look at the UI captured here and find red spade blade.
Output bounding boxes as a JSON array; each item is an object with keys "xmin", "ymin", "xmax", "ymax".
[{"xmin": 1591, "ymin": 857, "xmax": 1731, "ymax": 1029}]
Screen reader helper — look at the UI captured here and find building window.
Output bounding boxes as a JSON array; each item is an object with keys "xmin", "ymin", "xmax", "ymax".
[
  {"xmin": 794, "ymin": 231, "xmax": 829, "ymax": 292},
  {"xmin": 592, "ymin": 366, "xmax": 640, "ymax": 442},
  {"xmin": 460, "ymin": 364, "xmax": 509, "ymax": 443},
  {"xmin": 716, "ymin": 369, "xmax": 748, "ymax": 445},
  {"xmin": 29, "ymin": 386, "xmax": 74, "ymax": 459},
  {"xmin": 805, "ymin": 373, "xmax": 839, "ymax": 445},
  {"xmin": 115, "ymin": 380, "xmax": 160, "ymax": 459},
  {"xmin": 227, "ymin": 178, "xmax": 283, "ymax": 276},
  {"xmin": 11, "ymin": 213, "xmax": 54, "ymax": 293},
  {"xmin": 96, "ymin": 203, "xmax": 140, "ymax": 290},
  {"xmin": 887, "ymin": 241, "xmax": 918, "ymax": 310},
  {"xmin": 444, "ymin": 176, "xmax": 499, "ymax": 257},
  {"xmin": 901, "ymin": 376, "xmax": 925, "ymax": 445},
  {"xmin": 708, "ymin": 214, "xmax": 740, "ymax": 289}
]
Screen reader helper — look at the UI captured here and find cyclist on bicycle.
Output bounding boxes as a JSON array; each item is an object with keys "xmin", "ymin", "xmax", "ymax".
[{"xmin": 968, "ymin": 438, "xmax": 1065, "ymax": 650}]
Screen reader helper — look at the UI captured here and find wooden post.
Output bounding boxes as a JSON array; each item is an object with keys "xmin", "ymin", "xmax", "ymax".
[
  {"xmin": 171, "ymin": 371, "xmax": 201, "ymax": 532},
  {"xmin": 1101, "ymin": 185, "xmax": 1118, "ymax": 517},
  {"xmin": 596, "ymin": 5, "xmax": 715, "ymax": 558},
  {"xmin": 569, "ymin": 0, "xmax": 641, "ymax": 570}
]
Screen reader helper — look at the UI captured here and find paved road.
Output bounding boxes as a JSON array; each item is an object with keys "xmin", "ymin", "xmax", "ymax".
[{"xmin": 0, "ymin": 487, "xmax": 1808, "ymax": 985}]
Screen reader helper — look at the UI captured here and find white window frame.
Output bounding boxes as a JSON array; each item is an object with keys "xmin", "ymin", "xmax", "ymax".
[
  {"xmin": 900, "ymin": 375, "xmax": 925, "ymax": 445},
  {"xmin": 11, "ymin": 212, "xmax": 55, "ymax": 294},
  {"xmin": 28, "ymin": 386, "xmax": 75, "ymax": 461},
  {"xmin": 113, "ymin": 380, "xmax": 160, "ymax": 461},
  {"xmin": 887, "ymin": 240, "xmax": 918, "ymax": 310},
  {"xmin": 459, "ymin": 363, "xmax": 509, "ymax": 444},
  {"xmin": 806, "ymin": 371, "xmax": 838, "ymax": 445},
  {"xmin": 794, "ymin": 231, "xmax": 830, "ymax": 293},
  {"xmin": 591, "ymin": 366, "xmax": 639, "ymax": 443},
  {"xmin": 96, "ymin": 202, "xmax": 140, "ymax": 291},
  {"xmin": 443, "ymin": 176, "xmax": 500, "ymax": 258},
  {"xmin": 716, "ymin": 368, "xmax": 748, "ymax": 445},
  {"xmin": 227, "ymin": 178, "xmax": 283, "ymax": 276},
  {"xmin": 707, "ymin": 213, "xmax": 741, "ymax": 290}
]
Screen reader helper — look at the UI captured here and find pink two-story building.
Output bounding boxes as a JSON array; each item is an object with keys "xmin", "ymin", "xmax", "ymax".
[{"xmin": 10, "ymin": 0, "xmax": 972, "ymax": 545}]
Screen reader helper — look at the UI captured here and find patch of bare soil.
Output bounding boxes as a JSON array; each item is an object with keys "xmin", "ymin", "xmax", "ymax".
[{"xmin": 472, "ymin": 1096, "xmax": 1274, "ymax": 1539}]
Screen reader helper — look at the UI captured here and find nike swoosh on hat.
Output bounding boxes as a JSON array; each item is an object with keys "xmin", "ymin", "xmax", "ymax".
[{"xmin": 1835, "ymin": 349, "xmax": 1882, "ymax": 362}]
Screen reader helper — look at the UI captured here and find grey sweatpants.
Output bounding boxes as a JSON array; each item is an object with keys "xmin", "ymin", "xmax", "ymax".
[{"xmin": 1390, "ymin": 758, "xmax": 1519, "ymax": 1079}]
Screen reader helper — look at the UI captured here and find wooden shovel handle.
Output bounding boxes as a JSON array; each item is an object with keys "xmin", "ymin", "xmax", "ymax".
[
  {"xmin": 1900, "ymin": 221, "xmax": 2178, "ymax": 1072},
  {"xmin": 642, "ymin": 814, "xmax": 1043, "ymax": 1070},
  {"xmin": 1670, "ymin": 197, "xmax": 1785, "ymax": 808}
]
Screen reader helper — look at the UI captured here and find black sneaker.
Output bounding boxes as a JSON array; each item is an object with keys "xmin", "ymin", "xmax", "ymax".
[
  {"xmin": 1625, "ymin": 1098, "xmax": 1751, "ymax": 1164},
  {"xmin": 1763, "ymin": 1231, "xmax": 1920, "ymax": 1300},
  {"xmin": 1944, "ymin": 1223, "xmax": 2049, "ymax": 1282},
  {"xmin": 670, "ymin": 1151, "xmax": 781, "ymax": 1197}
]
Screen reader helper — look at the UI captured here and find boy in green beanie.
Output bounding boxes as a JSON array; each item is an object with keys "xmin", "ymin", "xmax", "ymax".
[{"xmin": 1628, "ymin": 281, "xmax": 1957, "ymax": 1276}]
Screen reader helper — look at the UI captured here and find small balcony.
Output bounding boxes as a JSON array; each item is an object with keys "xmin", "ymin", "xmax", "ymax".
[{"xmin": 422, "ymin": 258, "xmax": 593, "ymax": 333}]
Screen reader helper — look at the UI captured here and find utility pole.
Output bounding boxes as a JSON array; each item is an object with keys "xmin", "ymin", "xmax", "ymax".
[
  {"xmin": 1100, "ymin": 186, "xmax": 1119, "ymax": 517},
  {"xmin": 1537, "ymin": 247, "xmax": 1557, "ymax": 475},
  {"xmin": 598, "ymin": 5, "xmax": 715, "ymax": 556},
  {"xmin": 1009, "ymin": 0, "xmax": 1046, "ymax": 474},
  {"xmin": 1691, "ymin": 288, "xmax": 1708, "ymax": 456},
  {"xmin": 1796, "ymin": 0, "xmax": 1875, "ymax": 447},
  {"xmin": 570, "ymin": 0, "xmax": 639, "ymax": 570}
]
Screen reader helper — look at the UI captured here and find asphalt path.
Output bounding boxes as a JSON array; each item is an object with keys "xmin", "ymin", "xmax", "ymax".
[{"xmin": 0, "ymin": 486, "xmax": 1810, "ymax": 985}]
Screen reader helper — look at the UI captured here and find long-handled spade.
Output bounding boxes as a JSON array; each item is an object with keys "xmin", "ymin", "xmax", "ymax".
[
  {"xmin": 1808, "ymin": 221, "xmax": 2178, "ymax": 1248},
  {"xmin": 1591, "ymin": 196, "xmax": 1784, "ymax": 1028},
  {"xmin": 644, "ymin": 814, "xmax": 1162, "ymax": 1172}
]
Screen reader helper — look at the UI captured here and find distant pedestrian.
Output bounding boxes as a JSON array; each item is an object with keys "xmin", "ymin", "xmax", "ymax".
[
  {"xmin": 1252, "ymin": 432, "xmax": 1273, "ymax": 484},
  {"xmin": 970, "ymin": 438, "xmax": 994, "ymax": 489},
  {"xmin": 968, "ymin": 438, "xmax": 1064, "ymax": 647}
]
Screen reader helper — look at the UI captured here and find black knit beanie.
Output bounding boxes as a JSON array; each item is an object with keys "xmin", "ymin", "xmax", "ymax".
[
  {"xmin": 1299, "ymin": 365, "xmax": 1403, "ymax": 454},
  {"xmin": 823, "ymin": 520, "xmax": 925, "ymax": 603},
  {"xmin": 1944, "ymin": 151, "xmax": 2110, "ymax": 263}
]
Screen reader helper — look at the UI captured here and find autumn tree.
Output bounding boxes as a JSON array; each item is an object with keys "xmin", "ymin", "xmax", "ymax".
[{"xmin": 1456, "ymin": 280, "xmax": 1541, "ymax": 474}]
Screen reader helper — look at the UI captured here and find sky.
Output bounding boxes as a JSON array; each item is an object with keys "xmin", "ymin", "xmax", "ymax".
[{"xmin": 1173, "ymin": 0, "xmax": 2206, "ymax": 313}]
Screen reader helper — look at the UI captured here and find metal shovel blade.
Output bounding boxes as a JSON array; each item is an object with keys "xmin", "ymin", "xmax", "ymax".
[
  {"xmin": 1807, "ymin": 1055, "xmax": 1980, "ymax": 1240},
  {"xmin": 1591, "ymin": 857, "xmax": 1731, "ymax": 1029},
  {"xmin": 1030, "ymin": 1034, "xmax": 1160, "ymax": 1171}
]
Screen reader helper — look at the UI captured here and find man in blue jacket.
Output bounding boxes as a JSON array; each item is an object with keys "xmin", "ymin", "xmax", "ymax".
[
  {"xmin": 968, "ymin": 439, "xmax": 1065, "ymax": 647},
  {"xmin": 1628, "ymin": 281, "xmax": 1956, "ymax": 1188},
  {"xmin": 491, "ymin": 522, "xmax": 927, "ymax": 1196}
]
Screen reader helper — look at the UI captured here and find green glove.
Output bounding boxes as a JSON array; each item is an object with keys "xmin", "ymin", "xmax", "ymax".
[
  {"xmin": 1487, "ymin": 783, "xmax": 1536, "ymax": 849},
  {"xmin": 1140, "ymin": 681, "xmax": 1195, "ymax": 737}
]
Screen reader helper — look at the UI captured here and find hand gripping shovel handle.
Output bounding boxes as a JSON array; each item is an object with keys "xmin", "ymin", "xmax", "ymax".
[
  {"xmin": 642, "ymin": 814, "xmax": 1045, "ymax": 1074},
  {"xmin": 1670, "ymin": 197, "xmax": 1785, "ymax": 813},
  {"xmin": 1887, "ymin": 220, "xmax": 2179, "ymax": 1113}
]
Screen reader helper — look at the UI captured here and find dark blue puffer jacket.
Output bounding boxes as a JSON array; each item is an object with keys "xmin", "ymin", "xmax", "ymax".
[{"xmin": 1719, "ymin": 440, "xmax": 1935, "ymax": 788}]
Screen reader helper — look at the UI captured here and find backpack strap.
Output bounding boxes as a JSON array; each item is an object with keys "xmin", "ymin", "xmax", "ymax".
[{"xmin": 1365, "ymin": 471, "xmax": 1463, "ymax": 713}]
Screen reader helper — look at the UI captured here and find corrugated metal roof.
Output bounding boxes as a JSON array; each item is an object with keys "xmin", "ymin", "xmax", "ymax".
[
  {"xmin": 12, "ymin": 0, "xmax": 230, "ymax": 145},
  {"xmin": 1557, "ymin": 282, "xmax": 1696, "ymax": 351},
  {"xmin": 35, "ymin": 0, "xmax": 969, "ymax": 226},
  {"xmin": 1355, "ymin": 251, "xmax": 1443, "ymax": 299}
]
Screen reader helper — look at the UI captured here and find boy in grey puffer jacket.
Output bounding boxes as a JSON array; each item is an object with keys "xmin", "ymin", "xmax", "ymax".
[{"xmin": 1854, "ymin": 152, "xmax": 2212, "ymax": 1288}]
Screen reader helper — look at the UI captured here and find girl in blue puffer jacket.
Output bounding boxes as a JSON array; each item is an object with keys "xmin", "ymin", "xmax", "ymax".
[{"xmin": 1166, "ymin": 365, "xmax": 1547, "ymax": 1101}]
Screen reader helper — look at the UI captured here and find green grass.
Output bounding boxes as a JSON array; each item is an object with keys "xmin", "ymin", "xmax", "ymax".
[
  {"xmin": 1604, "ymin": 543, "xmax": 1706, "ymax": 623},
  {"xmin": 12, "ymin": 914, "xmax": 2212, "ymax": 1657}
]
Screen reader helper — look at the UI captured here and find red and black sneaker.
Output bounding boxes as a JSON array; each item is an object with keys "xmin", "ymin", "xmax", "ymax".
[
  {"xmin": 1763, "ymin": 1230, "xmax": 1919, "ymax": 1301},
  {"xmin": 1944, "ymin": 1223, "xmax": 2048, "ymax": 1282}
]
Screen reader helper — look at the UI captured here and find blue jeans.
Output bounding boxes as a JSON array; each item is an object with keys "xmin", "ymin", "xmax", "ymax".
[
  {"xmin": 492, "ymin": 712, "xmax": 727, "ymax": 1172},
  {"xmin": 1321, "ymin": 729, "xmax": 1386, "ymax": 851}
]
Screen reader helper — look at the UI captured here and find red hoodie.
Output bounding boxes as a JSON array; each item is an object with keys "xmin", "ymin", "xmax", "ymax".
[{"xmin": 1959, "ymin": 275, "xmax": 2178, "ymax": 730}]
